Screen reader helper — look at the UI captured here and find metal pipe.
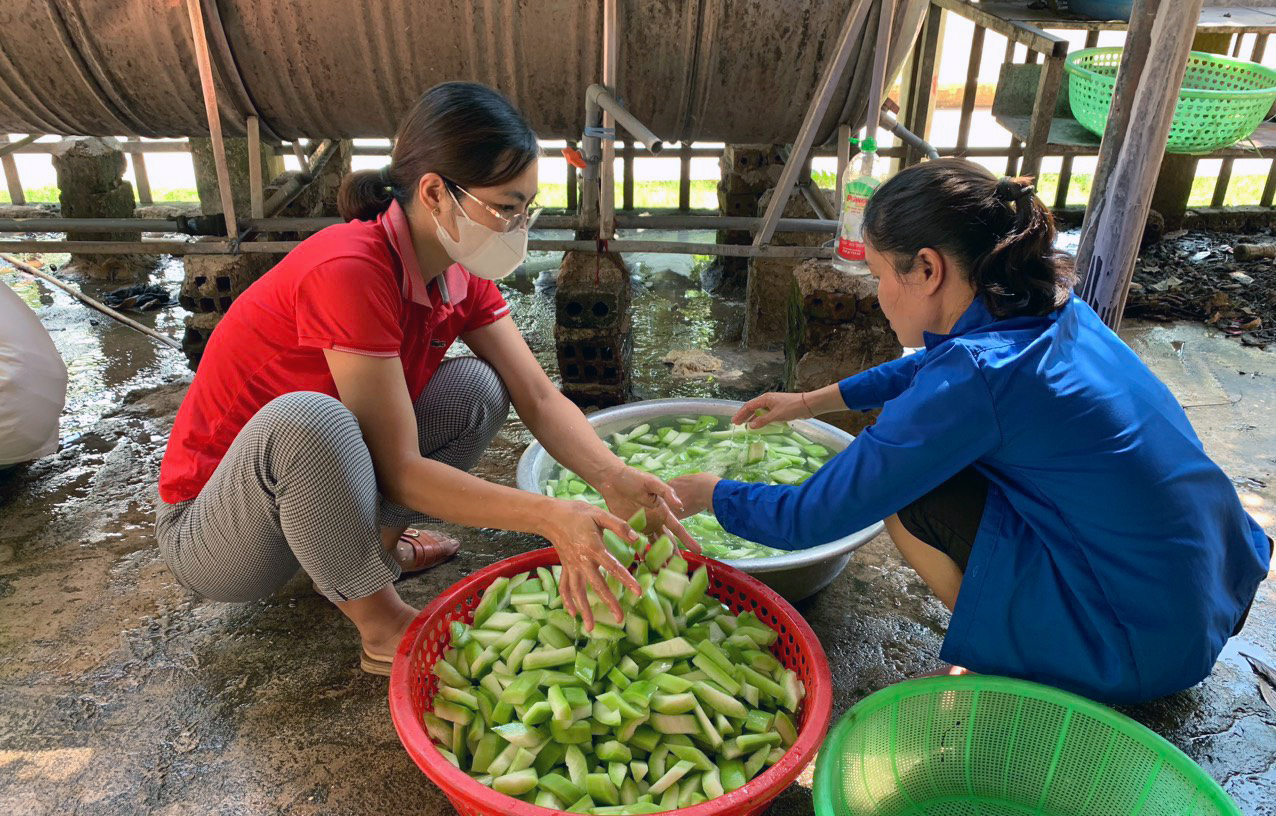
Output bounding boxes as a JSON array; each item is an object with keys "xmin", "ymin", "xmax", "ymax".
[
  {"xmin": 0, "ymin": 134, "xmax": 41, "ymax": 159},
  {"xmin": 879, "ymin": 110, "xmax": 939, "ymax": 160},
  {"xmin": 184, "ymin": 0, "xmax": 238, "ymax": 237},
  {"xmin": 586, "ymin": 85, "xmax": 665, "ymax": 155},
  {"xmin": 0, "ymin": 238, "xmax": 832, "ymax": 259},
  {"xmin": 0, "ymin": 218, "xmax": 183, "ymax": 231},
  {"xmin": 0, "ymin": 253, "xmax": 183, "ymax": 351}
]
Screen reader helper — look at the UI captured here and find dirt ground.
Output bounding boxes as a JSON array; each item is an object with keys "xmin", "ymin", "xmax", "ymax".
[{"xmin": 0, "ymin": 259, "xmax": 1274, "ymax": 815}]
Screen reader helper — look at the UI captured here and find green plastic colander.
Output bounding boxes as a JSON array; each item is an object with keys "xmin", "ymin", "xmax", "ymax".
[
  {"xmin": 1065, "ymin": 47, "xmax": 1276, "ymax": 155},
  {"xmin": 813, "ymin": 675, "xmax": 1240, "ymax": 816}
]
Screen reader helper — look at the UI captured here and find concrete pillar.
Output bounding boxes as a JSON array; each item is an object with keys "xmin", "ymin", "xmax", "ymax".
[
  {"xmin": 189, "ymin": 137, "xmax": 285, "ymax": 218},
  {"xmin": 555, "ymin": 250, "xmax": 632, "ymax": 407},
  {"xmin": 743, "ymin": 187, "xmax": 835, "ymax": 349},
  {"xmin": 785, "ymin": 260, "xmax": 901, "ymax": 435},
  {"xmin": 181, "ymin": 312, "xmax": 223, "ymax": 370},
  {"xmin": 179, "ymin": 244, "xmax": 282, "ymax": 368},
  {"xmin": 180, "ymin": 140, "xmax": 351, "ymax": 368},
  {"xmin": 49, "ymin": 137, "xmax": 153, "ymax": 280},
  {"xmin": 703, "ymin": 144, "xmax": 783, "ymax": 296}
]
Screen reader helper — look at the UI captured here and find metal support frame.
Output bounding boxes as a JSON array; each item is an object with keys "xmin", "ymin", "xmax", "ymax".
[
  {"xmin": 754, "ymin": 0, "xmax": 873, "ymax": 249},
  {"xmin": 184, "ymin": 0, "xmax": 238, "ymax": 237}
]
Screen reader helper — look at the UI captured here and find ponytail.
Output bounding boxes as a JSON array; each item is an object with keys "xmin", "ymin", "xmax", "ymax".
[
  {"xmin": 862, "ymin": 159, "xmax": 1075, "ymax": 318},
  {"xmin": 336, "ymin": 81, "xmax": 540, "ymax": 223},
  {"xmin": 337, "ymin": 168, "xmax": 395, "ymax": 222}
]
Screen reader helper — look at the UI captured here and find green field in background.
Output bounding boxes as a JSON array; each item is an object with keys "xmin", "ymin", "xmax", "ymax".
[{"xmin": 3, "ymin": 175, "xmax": 1269, "ymax": 210}]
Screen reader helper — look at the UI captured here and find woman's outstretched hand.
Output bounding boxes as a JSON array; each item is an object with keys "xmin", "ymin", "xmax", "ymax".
[
  {"xmin": 539, "ymin": 500, "xmax": 643, "ymax": 631},
  {"xmin": 730, "ymin": 392, "xmax": 813, "ymax": 429},
  {"xmin": 667, "ymin": 472, "xmax": 722, "ymax": 518},
  {"xmin": 597, "ymin": 465, "xmax": 701, "ymax": 554}
]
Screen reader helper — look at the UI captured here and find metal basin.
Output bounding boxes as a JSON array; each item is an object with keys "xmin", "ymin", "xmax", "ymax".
[{"xmin": 516, "ymin": 398, "xmax": 884, "ymax": 602}]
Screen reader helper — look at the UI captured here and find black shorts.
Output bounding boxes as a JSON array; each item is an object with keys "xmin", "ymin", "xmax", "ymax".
[
  {"xmin": 897, "ymin": 468, "xmax": 1271, "ymax": 637},
  {"xmin": 896, "ymin": 467, "xmax": 988, "ymax": 572}
]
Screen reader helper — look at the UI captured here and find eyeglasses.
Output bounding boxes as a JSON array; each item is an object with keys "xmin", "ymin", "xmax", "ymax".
[{"xmin": 449, "ymin": 182, "xmax": 541, "ymax": 234}]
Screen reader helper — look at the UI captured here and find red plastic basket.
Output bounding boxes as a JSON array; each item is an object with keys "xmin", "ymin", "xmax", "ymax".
[{"xmin": 389, "ymin": 548, "xmax": 833, "ymax": 816}]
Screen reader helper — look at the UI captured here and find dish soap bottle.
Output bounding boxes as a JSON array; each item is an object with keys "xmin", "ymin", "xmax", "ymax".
[{"xmin": 833, "ymin": 136, "xmax": 882, "ymax": 275}]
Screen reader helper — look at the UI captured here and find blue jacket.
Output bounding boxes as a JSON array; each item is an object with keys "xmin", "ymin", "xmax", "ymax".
[{"xmin": 713, "ymin": 296, "xmax": 1269, "ymax": 703}]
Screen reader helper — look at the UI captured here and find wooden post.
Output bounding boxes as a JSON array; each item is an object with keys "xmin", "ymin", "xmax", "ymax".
[
  {"xmin": 1020, "ymin": 50, "xmax": 1065, "ymax": 181},
  {"xmin": 956, "ymin": 25, "xmax": 986, "ymax": 154},
  {"xmin": 1055, "ymin": 30, "xmax": 1100, "ymax": 208},
  {"xmin": 753, "ymin": 0, "xmax": 873, "ymax": 248},
  {"xmin": 836, "ymin": 124, "xmax": 852, "ymax": 191},
  {"xmin": 1212, "ymin": 159, "xmax": 1233, "ymax": 207},
  {"xmin": 1077, "ymin": 0, "xmax": 1206, "ymax": 329},
  {"xmin": 185, "ymin": 0, "xmax": 238, "ymax": 237},
  {"xmin": 0, "ymin": 135, "xmax": 27, "ymax": 206},
  {"xmin": 247, "ymin": 116, "xmax": 264, "ymax": 219},
  {"xmin": 622, "ymin": 138, "xmax": 634, "ymax": 211},
  {"xmin": 678, "ymin": 142, "xmax": 692, "ymax": 212},
  {"xmin": 566, "ymin": 139, "xmax": 578, "ymax": 214},
  {"xmin": 903, "ymin": 4, "xmax": 943, "ymax": 167},
  {"xmin": 123, "ymin": 138, "xmax": 153, "ymax": 205},
  {"xmin": 1261, "ymin": 160, "xmax": 1276, "ymax": 208},
  {"xmin": 600, "ymin": 0, "xmax": 618, "ymax": 237},
  {"xmin": 1148, "ymin": 32, "xmax": 1229, "ymax": 229},
  {"xmin": 865, "ymin": 0, "xmax": 895, "ymax": 144},
  {"xmin": 1004, "ymin": 38, "xmax": 1022, "ymax": 176}
]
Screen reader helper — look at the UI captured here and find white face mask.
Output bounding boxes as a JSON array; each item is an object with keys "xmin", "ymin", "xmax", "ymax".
[{"xmin": 435, "ymin": 192, "xmax": 528, "ymax": 281}]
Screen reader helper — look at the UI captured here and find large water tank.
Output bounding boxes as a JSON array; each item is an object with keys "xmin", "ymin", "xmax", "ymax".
[{"xmin": 0, "ymin": 0, "xmax": 923, "ymax": 144}]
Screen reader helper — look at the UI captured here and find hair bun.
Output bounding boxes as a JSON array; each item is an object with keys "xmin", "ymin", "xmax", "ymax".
[{"xmin": 996, "ymin": 177, "xmax": 1035, "ymax": 203}]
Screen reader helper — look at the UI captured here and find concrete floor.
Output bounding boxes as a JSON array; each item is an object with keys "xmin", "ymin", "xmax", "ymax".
[{"xmin": 0, "ymin": 261, "xmax": 1274, "ymax": 814}]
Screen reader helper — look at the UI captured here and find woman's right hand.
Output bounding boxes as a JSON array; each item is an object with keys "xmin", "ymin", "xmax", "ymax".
[
  {"xmin": 539, "ymin": 499, "xmax": 643, "ymax": 631},
  {"xmin": 730, "ymin": 391, "xmax": 813, "ymax": 429}
]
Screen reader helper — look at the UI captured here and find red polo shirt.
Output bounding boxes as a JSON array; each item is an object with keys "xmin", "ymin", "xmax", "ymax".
[{"xmin": 159, "ymin": 201, "xmax": 510, "ymax": 504}]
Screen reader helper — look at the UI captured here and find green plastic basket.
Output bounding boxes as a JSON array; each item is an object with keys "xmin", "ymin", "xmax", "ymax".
[
  {"xmin": 1065, "ymin": 47, "xmax": 1276, "ymax": 154},
  {"xmin": 812, "ymin": 675, "xmax": 1240, "ymax": 816}
]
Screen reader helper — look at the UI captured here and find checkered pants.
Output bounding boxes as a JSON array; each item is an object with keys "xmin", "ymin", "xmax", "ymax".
[{"xmin": 155, "ymin": 357, "xmax": 510, "ymax": 603}]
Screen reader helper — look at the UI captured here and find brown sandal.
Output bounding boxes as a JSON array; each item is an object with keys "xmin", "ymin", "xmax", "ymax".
[
  {"xmin": 395, "ymin": 528, "xmax": 460, "ymax": 574},
  {"xmin": 360, "ymin": 649, "xmax": 394, "ymax": 676}
]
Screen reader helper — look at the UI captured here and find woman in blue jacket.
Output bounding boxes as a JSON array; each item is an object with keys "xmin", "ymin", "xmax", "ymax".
[{"xmin": 672, "ymin": 159, "xmax": 1270, "ymax": 703}]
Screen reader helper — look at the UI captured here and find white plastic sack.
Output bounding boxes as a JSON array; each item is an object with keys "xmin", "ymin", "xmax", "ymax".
[{"xmin": 0, "ymin": 280, "xmax": 68, "ymax": 465}]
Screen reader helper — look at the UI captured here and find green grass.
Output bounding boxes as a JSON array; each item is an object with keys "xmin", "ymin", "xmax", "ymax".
[
  {"xmin": 818, "ymin": 169, "xmax": 1269, "ymax": 208},
  {"xmin": 1, "ymin": 185, "xmax": 201, "ymax": 205},
  {"xmin": 2, "ymin": 175, "xmax": 1265, "ymax": 210}
]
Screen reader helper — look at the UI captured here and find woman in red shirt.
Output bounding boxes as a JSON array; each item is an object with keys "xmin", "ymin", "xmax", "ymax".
[{"xmin": 157, "ymin": 83, "xmax": 691, "ymax": 675}]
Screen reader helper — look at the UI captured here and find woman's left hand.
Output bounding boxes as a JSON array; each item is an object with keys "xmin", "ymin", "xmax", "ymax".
[
  {"xmin": 667, "ymin": 472, "xmax": 721, "ymax": 519},
  {"xmin": 598, "ymin": 466, "xmax": 701, "ymax": 554}
]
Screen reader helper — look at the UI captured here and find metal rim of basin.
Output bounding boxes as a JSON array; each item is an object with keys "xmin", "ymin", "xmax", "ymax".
[{"xmin": 515, "ymin": 397, "xmax": 884, "ymax": 574}]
